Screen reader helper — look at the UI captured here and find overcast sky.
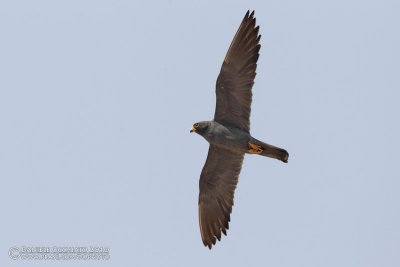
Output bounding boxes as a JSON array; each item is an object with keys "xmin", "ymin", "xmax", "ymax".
[{"xmin": 1, "ymin": 1, "xmax": 399, "ymax": 266}]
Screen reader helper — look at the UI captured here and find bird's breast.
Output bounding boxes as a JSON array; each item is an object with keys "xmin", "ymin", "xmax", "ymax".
[{"xmin": 206, "ymin": 127, "xmax": 249, "ymax": 153}]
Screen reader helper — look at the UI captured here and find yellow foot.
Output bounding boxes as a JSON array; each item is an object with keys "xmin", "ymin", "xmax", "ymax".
[{"xmin": 248, "ymin": 142, "xmax": 263, "ymax": 154}]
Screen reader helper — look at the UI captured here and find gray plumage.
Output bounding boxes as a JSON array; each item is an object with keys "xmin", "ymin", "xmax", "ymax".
[{"xmin": 190, "ymin": 11, "xmax": 289, "ymax": 249}]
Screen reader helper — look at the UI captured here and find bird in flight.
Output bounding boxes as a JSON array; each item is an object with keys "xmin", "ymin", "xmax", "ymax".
[{"xmin": 190, "ymin": 10, "xmax": 289, "ymax": 249}]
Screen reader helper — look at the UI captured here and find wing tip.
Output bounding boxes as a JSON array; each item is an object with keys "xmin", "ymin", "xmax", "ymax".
[
  {"xmin": 201, "ymin": 222, "xmax": 230, "ymax": 250},
  {"xmin": 244, "ymin": 10, "xmax": 256, "ymax": 20}
]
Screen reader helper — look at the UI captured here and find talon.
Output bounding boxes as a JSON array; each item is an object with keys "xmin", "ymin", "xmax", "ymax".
[{"xmin": 248, "ymin": 142, "xmax": 263, "ymax": 154}]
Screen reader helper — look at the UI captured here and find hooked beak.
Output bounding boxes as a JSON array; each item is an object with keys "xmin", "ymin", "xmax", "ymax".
[{"xmin": 190, "ymin": 126, "xmax": 196, "ymax": 133}]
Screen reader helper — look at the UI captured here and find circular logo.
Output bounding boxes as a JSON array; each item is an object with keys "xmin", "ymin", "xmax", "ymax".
[{"xmin": 9, "ymin": 247, "xmax": 20, "ymax": 260}]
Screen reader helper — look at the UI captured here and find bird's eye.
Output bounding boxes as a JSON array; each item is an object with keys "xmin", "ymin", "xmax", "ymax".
[{"xmin": 194, "ymin": 123, "xmax": 199, "ymax": 128}]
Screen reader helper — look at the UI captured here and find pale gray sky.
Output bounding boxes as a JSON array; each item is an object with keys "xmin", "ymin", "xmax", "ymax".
[{"xmin": 1, "ymin": 1, "xmax": 399, "ymax": 266}]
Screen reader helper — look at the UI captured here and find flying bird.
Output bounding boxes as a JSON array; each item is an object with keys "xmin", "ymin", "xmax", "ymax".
[{"xmin": 190, "ymin": 10, "xmax": 289, "ymax": 249}]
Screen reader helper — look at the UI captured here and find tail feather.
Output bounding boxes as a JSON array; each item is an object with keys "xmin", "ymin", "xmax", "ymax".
[{"xmin": 253, "ymin": 138, "xmax": 289, "ymax": 163}]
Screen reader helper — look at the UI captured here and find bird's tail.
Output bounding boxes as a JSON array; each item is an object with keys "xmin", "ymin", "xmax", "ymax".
[{"xmin": 252, "ymin": 138, "xmax": 289, "ymax": 163}]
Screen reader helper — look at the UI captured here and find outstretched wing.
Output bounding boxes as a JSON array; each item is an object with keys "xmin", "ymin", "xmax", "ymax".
[
  {"xmin": 198, "ymin": 145, "xmax": 244, "ymax": 249},
  {"xmin": 214, "ymin": 10, "xmax": 261, "ymax": 132}
]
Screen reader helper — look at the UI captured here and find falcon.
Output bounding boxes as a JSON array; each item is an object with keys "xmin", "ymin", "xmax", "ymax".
[{"xmin": 190, "ymin": 10, "xmax": 289, "ymax": 249}]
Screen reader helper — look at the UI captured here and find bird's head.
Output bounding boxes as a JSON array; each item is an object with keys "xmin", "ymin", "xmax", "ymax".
[{"xmin": 190, "ymin": 121, "xmax": 209, "ymax": 135}]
